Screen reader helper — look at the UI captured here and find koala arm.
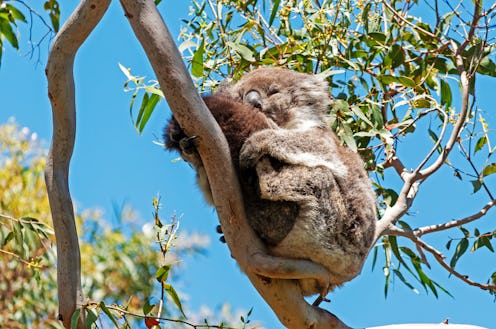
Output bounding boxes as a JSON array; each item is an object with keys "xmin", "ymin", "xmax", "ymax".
[
  {"xmin": 240, "ymin": 128, "xmax": 349, "ymax": 178},
  {"xmin": 239, "ymin": 129, "xmax": 301, "ymax": 168}
]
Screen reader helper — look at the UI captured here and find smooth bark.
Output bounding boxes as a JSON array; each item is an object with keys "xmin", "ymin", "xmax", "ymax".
[
  {"xmin": 45, "ymin": 0, "xmax": 111, "ymax": 327},
  {"xmin": 119, "ymin": 0, "xmax": 350, "ymax": 328}
]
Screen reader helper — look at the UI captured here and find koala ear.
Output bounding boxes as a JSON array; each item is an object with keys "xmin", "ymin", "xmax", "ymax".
[
  {"xmin": 244, "ymin": 90, "xmax": 262, "ymax": 109},
  {"xmin": 215, "ymin": 79, "xmax": 236, "ymax": 98}
]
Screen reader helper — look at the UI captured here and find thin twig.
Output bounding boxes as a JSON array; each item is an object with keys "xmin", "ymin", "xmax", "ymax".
[
  {"xmin": 0, "ymin": 249, "xmax": 44, "ymax": 268},
  {"xmin": 381, "ymin": 0, "xmax": 440, "ymax": 41},
  {"xmin": 85, "ymin": 302, "xmax": 240, "ymax": 329},
  {"xmin": 414, "ymin": 108, "xmax": 449, "ymax": 173},
  {"xmin": 417, "ymin": 237, "xmax": 496, "ymax": 291},
  {"xmin": 414, "ymin": 199, "xmax": 496, "ymax": 236},
  {"xmin": 385, "ymin": 225, "xmax": 496, "ymax": 292}
]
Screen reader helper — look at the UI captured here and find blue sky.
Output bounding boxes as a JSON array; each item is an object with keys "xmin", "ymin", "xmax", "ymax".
[{"xmin": 1, "ymin": 1, "xmax": 495, "ymax": 328}]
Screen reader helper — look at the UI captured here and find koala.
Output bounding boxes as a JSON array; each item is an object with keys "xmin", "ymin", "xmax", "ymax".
[{"xmin": 164, "ymin": 67, "xmax": 377, "ymax": 298}]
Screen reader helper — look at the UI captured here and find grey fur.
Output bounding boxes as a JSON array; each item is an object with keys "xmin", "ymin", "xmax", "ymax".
[{"xmin": 164, "ymin": 67, "xmax": 377, "ymax": 296}]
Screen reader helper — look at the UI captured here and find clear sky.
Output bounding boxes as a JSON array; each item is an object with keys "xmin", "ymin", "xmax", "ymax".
[{"xmin": 1, "ymin": 1, "xmax": 495, "ymax": 328}]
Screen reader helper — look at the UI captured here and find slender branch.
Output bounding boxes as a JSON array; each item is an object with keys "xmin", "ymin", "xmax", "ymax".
[
  {"xmin": 386, "ymin": 226, "xmax": 496, "ymax": 292},
  {"xmin": 458, "ymin": 0, "xmax": 482, "ymax": 59},
  {"xmin": 417, "ymin": 43, "xmax": 470, "ymax": 180},
  {"xmin": 376, "ymin": 12, "xmax": 484, "ymax": 239},
  {"xmin": 0, "ymin": 249, "xmax": 44, "ymax": 268},
  {"xmin": 414, "ymin": 108, "xmax": 449, "ymax": 173},
  {"xmin": 414, "ymin": 200, "xmax": 496, "ymax": 236},
  {"xmin": 86, "ymin": 302, "xmax": 240, "ymax": 329},
  {"xmin": 417, "ymin": 238, "xmax": 496, "ymax": 291},
  {"xmin": 118, "ymin": 1, "xmax": 350, "ymax": 328},
  {"xmin": 45, "ymin": 1, "xmax": 111, "ymax": 328},
  {"xmin": 0, "ymin": 213, "xmax": 54, "ymax": 229},
  {"xmin": 381, "ymin": 0, "xmax": 440, "ymax": 41},
  {"xmin": 382, "ymin": 155, "xmax": 408, "ymax": 181},
  {"xmin": 205, "ymin": 0, "xmax": 235, "ymax": 70},
  {"xmin": 458, "ymin": 142, "xmax": 495, "ymax": 200}
]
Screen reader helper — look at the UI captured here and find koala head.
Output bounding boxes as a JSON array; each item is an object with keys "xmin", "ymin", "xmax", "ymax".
[{"xmin": 217, "ymin": 68, "xmax": 332, "ymax": 130}]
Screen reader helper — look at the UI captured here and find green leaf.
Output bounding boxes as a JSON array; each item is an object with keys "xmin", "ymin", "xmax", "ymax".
[
  {"xmin": 5, "ymin": 4, "xmax": 26, "ymax": 23},
  {"xmin": 44, "ymin": 0, "xmax": 60, "ymax": 32},
  {"xmin": 378, "ymin": 74, "xmax": 416, "ymax": 88},
  {"xmin": 397, "ymin": 76, "xmax": 417, "ymax": 88},
  {"xmin": 440, "ymin": 79, "xmax": 452, "ymax": 108},
  {"xmin": 100, "ymin": 302, "xmax": 120, "ymax": 327},
  {"xmin": 70, "ymin": 309, "xmax": 81, "ymax": 329},
  {"xmin": 137, "ymin": 93, "xmax": 160, "ymax": 133},
  {"xmin": 144, "ymin": 85, "xmax": 164, "ymax": 98},
  {"xmin": 13, "ymin": 221, "xmax": 23, "ymax": 249},
  {"xmin": 2, "ymin": 231, "xmax": 14, "ymax": 247},
  {"xmin": 393, "ymin": 269, "xmax": 419, "ymax": 294},
  {"xmin": 472, "ymin": 235, "xmax": 494, "ymax": 253},
  {"xmin": 383, "ymin": 266, "xmax": 391, "ymax": 297},
  {"xmin": 385, "ymin": 44, "xmax": 404, "ymax": 69},
  {"xmin": 340, "ymin": 122, "xmax": 357, "ymax": 152},
  {"xmin": 165, "ymin": 284, "xmax": 186, "ymax": 317},
  {"xmin": 471, "ymin": 179, "xmax": 483, "ymax": 193},
  {"xmin": 478, "ymin": 56, "xmax": 496, "ymax": 77},
  {"xmin": 191, "ymin": 40, "xmax": 205, "ymax": 78},
  {"xmin": 382, "ymin": 189, "xmax": 398, "ymax": 207},
  {"xmin": 86, "ymin": 308, "xmax": 98, "ymax": 329},
  {"xmin": 0, "ymin": 20, "xmax": 19, "ymax": 49},
  {"xmin": 474, "ymin": 136, "xmax": 487, "ymax": 153},
  {"xmin": 366, "ymin": 32, "xmax": 386, "ymax": 47},
  {"xmin": 349, "ymin": 105, "xmax": 374, "ymax": 127},
  {"xmin": 482, "ymin": 163, "xmax": 496, "ymax": 177},
  {"xmin": 450, "ymin": 238, "xmax": 468, "ymax": 268},
  {"xmin": 228, "ymin": 41, "xmax": 256, "ymax": 62},
  {"xmin": 371, "ymin": 245, "xmax": 379, "ymax": 270},
  {"xmin": 155, "ymin": 264, "xmax": 171, "ymax": 283},
  {"xmin": 446, "ymin": 239, "xmax": 452, "ymax": 250},
  {"xmin": 143, "ymin": 299, "xmax": 155, "ymax": 316},
  {"xmin": 427, "ymin": 129, "xmax": 443, "ymax": 154},
  {"xmin": 269, "ymin": 0, "xmax": 281, "ymax": 26}
]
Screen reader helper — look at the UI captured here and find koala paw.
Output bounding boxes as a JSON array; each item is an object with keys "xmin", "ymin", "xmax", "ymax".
[
  {"xmin": 239, "ymin": 133, "xmax": 270, "ymax": 168},
  {"xmin": 179, "ymin": 136, "xmax": 198, "ymax": 155}
]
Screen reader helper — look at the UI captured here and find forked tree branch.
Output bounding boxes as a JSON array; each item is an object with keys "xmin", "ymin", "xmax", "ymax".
[
  {"xmin": 375, "ymin": 15, "xmax": 480, "ymax": 240},
  {"xmin": 45, "ymin": 0, "xmax": 111, "ymax": 328},
  {"xmin": 118, "ymin": 1, "xmax": 350, "ymax": 328},
  {"xmin": 386, "ymin": 219, "xmax": 496, "ymax": 292}
]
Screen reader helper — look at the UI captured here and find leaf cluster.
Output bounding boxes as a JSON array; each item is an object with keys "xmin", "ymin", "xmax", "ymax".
[{"xmin": 0, "ymin": 1, "xmax": 59, "ymax": 66}]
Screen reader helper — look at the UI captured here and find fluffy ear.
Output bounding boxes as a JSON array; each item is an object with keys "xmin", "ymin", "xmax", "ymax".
[
  {"xmin": 289, "ymin": 73, "xmax": 331, "ymax": 114},
  {"xmin": 214, "ymin": 78, "xmax": 237, "ymax": 99}
]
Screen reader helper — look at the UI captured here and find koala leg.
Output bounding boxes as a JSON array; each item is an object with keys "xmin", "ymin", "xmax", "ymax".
[
  {"xmin": 255, "ymin": 157, "xmax": 313, "ymax": 202},
  {"xmin": 248, "ymin": 251, "xmax": 331, "ymax": 299}
]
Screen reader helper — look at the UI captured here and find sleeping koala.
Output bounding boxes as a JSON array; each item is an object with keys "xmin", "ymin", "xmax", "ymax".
[{"xmin": 164, "ymin": 67, "xmax": 376, "ymax": 297}]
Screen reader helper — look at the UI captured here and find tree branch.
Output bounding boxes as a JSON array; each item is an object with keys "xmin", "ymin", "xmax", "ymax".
[
  {"xmin": 375, "ymin": 12, "xmax": 481, "ymax": 240},
  {"xmin": 386, "ymin": 226, "xmax": 496, "ymax": 292},
  {"xmin": 414, "ymin": 200, "xmax": 496, "ymax": 236},
  {"xmin": 119, "ymin": 1, "xmax": 350, "ymax": 328},
  {"xmin": 45, "ymin": 1, "xmax": 111, "ymax": 328}
]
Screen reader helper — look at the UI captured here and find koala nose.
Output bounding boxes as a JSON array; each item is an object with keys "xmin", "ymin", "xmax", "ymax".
[{"xmin": 245, "ymin": 90, "xmax": 262, "ymax": 109}]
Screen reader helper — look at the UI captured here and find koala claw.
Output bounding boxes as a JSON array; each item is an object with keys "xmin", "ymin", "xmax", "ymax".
[{"xmin": 179, "ymin": 136, "xmax": 198, "ymax": 155}]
